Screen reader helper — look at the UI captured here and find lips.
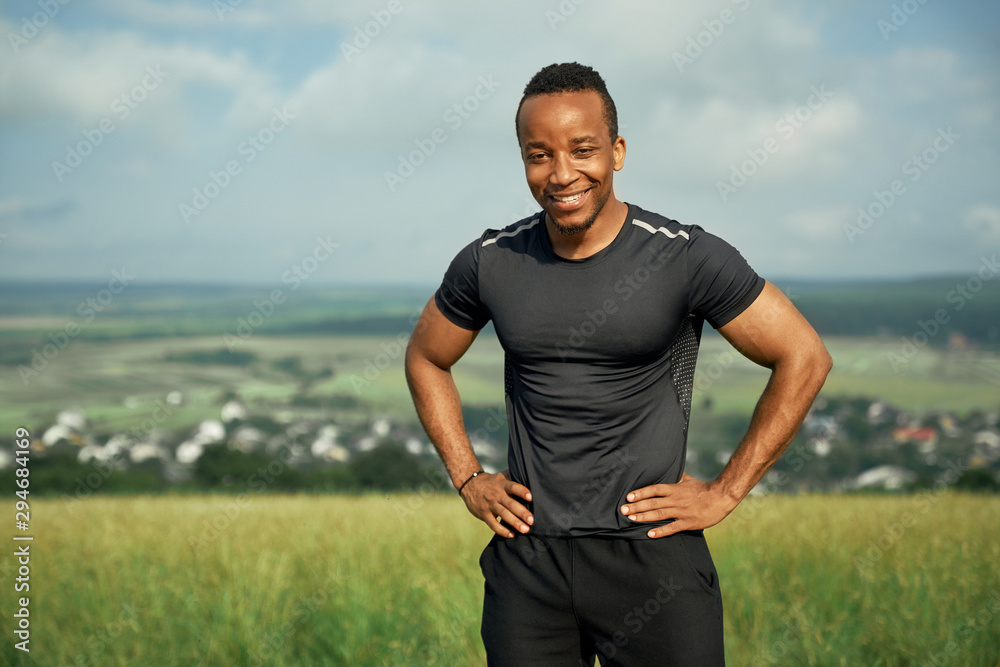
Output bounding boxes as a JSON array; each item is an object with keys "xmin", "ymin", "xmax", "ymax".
[{"xmin": 548, "ymin": 188, "xmax": 590, "ymax": 210}]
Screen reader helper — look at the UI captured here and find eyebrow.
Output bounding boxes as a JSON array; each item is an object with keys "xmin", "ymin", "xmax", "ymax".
[{"xmin": 522, "ymin": 136, "xmax": 602, "ymax": 151}]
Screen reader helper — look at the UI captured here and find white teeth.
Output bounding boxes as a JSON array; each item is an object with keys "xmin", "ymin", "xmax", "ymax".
[{"xmin": 553, "ymin": 192, "xmax": 584, "ymax": 203}]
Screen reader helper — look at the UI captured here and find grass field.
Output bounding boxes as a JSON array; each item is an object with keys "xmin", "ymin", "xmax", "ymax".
[{"xmin": 2, "ymin": 493, "xmax": 998, "ymax": 666}]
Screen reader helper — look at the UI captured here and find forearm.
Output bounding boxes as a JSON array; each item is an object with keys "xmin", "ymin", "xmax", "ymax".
[
  {"xmin": 405, "ymin": 351, "xmax": 482, "ymax": 490},
  {"xmin": 715, "ymin": 352, "xmax": 831, "ymax": 503}
]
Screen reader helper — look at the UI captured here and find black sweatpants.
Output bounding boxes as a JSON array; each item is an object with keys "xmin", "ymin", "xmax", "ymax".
[{"xmin": 479, "ymin": 530, "xmax": 725, "ymax": 666}]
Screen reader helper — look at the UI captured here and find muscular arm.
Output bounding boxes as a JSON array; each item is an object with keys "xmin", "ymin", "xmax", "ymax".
[
  {"xmin": 405, "ymin": 297, "xmax": 533, "ymax": 537},
  {"xmin": 621, "ymin": 282, "xmax": 832, "ymax": 537}
]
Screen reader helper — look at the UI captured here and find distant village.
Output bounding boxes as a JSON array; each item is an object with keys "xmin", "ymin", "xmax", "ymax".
[{"xmin": 5, "ymin": 392, "xmax": 999, "ymax": 498}]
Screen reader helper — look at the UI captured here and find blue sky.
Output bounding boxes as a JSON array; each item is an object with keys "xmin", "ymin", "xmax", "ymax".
[{"xmin": 0, "ymin": 0, "xmax": 997, "ymax": 286}]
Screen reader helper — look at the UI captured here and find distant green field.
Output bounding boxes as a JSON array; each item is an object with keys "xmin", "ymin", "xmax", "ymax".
[
  {"xmin": 694, "ymin": 334, "xmax": 1000, "ymax": 415},
  {"xmin": 2, "ymin": 494, "xmax": 997, "ymax": 666},
  {"xmin": 3, "ymin": 332, "xmax": 999, "ymax": 439},
  {"xmin": 3, "ymin": 278, "xmax": 999, "ymax": 439}
]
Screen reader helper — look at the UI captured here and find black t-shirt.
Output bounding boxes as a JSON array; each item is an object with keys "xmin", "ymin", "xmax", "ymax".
[{"xmin": 435, "ymin": 203, "xmax": 765, "ymax": 538}]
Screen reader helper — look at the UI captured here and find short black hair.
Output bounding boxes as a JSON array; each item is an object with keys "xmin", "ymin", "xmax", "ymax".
[{"xmin": 515, "ymin": 62, "xmax": 618, "ymax": 145}]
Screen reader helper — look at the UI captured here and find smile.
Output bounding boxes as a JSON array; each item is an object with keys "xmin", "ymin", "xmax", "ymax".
[{"xmin": 549, "ymin": 189, "xmax": 590, "ymax": 210}]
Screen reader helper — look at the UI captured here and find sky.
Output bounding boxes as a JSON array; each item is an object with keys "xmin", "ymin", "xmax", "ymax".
[{"xmin": 0, "ymin": 0, "xmax": 997, "ymax": 287}]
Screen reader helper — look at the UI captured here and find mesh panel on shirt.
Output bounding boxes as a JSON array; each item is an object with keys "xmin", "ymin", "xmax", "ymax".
[
  {"xmin": 504, "ymin": 354, "xmax": 513, "ymax": 396},
  {"xmin": 669, "ymin": 315, "xmax": 700, "ymax": 425}
]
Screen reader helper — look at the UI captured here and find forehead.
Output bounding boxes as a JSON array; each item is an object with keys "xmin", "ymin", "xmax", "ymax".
[{"xmin": 518, "ymin": 90, "xmax": 608, "ymax": 144}]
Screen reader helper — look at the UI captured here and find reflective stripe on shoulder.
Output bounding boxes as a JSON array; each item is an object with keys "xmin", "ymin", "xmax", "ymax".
[
  {"xmin": 482, "ymin": 217, "xmax": 542, "ymax": 247},
  {"xmin": 632, "ymin": 218, "xmax": 690, "ymax": 240}
]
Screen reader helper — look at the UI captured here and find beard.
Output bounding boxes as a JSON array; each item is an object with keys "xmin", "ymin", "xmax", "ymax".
[{"xmin": 547, "ymin": 186, "xmax": 611, "ymax": 237}]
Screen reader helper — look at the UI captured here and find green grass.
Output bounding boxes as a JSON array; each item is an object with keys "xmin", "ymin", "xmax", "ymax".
[{"xmin": 2, "ymin": 494, "xmax": 997, "ymax": 666}]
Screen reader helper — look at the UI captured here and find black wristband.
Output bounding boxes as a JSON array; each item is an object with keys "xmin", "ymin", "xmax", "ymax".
[{"xmin": 457, "ymin": 470, "xmax": 485, "ymax": 495}]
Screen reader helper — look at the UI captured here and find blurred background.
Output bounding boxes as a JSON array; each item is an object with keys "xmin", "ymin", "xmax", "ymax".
[
  {"xmin": 1, "ymin": 0, "xmax": 998, "ymax": 493},
  {"xmin": 1, "ymin": 1, "xmax": 999, "ymax": 665}
]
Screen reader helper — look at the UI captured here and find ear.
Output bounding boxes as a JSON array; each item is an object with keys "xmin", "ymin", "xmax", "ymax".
[{"xmin": 613, "ymin": 135, "xmax": 626, "ymax": 171}]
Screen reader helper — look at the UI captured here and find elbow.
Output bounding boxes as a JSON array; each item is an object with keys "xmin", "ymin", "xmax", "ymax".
[
  {"xmin": 812, "ymin": 343, "xmax": 833, "ymax": 388},
  {"xmin": 777, "ymin": 341, "xmax": 832, "ymax": 389}
]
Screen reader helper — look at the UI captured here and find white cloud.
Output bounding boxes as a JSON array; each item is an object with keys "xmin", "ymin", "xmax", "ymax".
[{"xmin": 0, "ymin": 20, "xmax": 281, "ymax": 141}]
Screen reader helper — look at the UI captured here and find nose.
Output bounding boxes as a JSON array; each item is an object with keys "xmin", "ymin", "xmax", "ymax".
[{"xmin": 549, "ymin": 152, "xmax": 577, "ymax": 188}]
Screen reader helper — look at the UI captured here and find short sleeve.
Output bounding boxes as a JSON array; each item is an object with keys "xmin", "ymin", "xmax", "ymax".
[
  {"xmin": 434, "ymin": 238, "xmax": 492, "ymax": 331},
  {"xmin": 686, "ymin": 227, "xmax": 766, "ymax": 329}
]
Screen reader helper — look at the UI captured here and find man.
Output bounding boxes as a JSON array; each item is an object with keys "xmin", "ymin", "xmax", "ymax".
[{"xmin": 405, "ymin": 62, "xmax": 832, "ymax": 666}]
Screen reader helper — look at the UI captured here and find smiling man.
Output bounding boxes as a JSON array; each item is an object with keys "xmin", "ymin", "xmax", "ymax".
[{"xmin": 405, "ymin": 62, "xmax": 832, "ymax": 666}]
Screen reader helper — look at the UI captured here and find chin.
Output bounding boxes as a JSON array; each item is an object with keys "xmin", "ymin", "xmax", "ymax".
[
  {"xmin": 548, "ymin": 208, "xmax": 598, "ymax": 237},
  {"xmin": 552, "ymin": 218, "xmax": 595, "ymax": 236}
]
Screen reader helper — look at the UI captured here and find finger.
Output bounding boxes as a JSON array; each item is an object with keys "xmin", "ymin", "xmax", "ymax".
[
  {"xmin": 501, "ymin": 497, "xmax": 534, "ymax": 526},
  {"xmin": 485, "ymin": 512, "xmax": 515, "ymax": 539},
  {"xmin": 646, "ymin": 521, "xmax": 685, "ymax": 539},
  {"xmin": 625, "ymin": 484, "xmax": 668, "ymax": 503},
  {"xmin": 496, "ymin": 505, "xmax": 531, "ymax": 534},
  {"xmin": 626, "ymin": 507, "xmax": 677, "ymax": 523},
  {"xmin": 621, "ymin": 495, "xmax": 677, "ymax": 517},
  {"xmin": 504, "ymin": 480, "xmax": 533, "ymax": 502}
]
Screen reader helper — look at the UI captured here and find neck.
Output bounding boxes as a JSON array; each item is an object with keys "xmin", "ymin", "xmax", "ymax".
[{"xmin": 546, "ymin": 198, "xmax": 629, "ymax": 260}]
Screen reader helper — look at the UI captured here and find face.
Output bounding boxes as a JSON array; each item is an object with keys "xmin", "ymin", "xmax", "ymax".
[{"xmin": 517, "ymin": 91, "xmax": 626, "ymax": 236}]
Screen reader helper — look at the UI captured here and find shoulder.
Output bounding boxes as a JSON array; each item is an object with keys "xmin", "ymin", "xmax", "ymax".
[
  {"xmin": 625, "ymin": 205, "xmax": 706, "ymax": 264},
  {"xmin": 629, "ymin": 204, "xmax": 745, "ymax": 256},
  {"xmin": 479, "ymin": 212, "xmax": 544, "ymax": 251},
  {"xmin": 444, "ymin": 212, "xmax": 543, "ymax": 274},
  {"xmin": 628, "ymin": 205, "xmax": 696, "ymax": 243}
]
